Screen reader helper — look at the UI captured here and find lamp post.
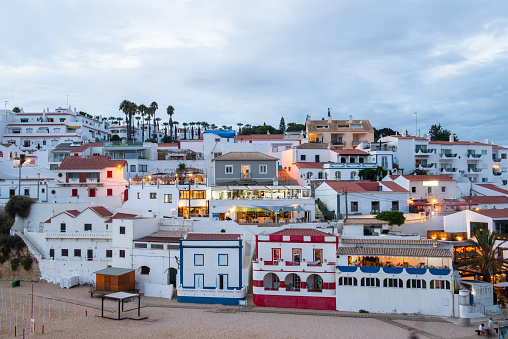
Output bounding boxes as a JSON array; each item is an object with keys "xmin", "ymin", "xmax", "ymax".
[{"xmin": 412, "ymin": 112, "xmax": 418, "ymax": 137}]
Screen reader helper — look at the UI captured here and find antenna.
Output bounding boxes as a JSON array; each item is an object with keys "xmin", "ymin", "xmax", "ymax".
[{"xmin": 66, "ymin": 95, "xmax": 69, "ymax": 108}]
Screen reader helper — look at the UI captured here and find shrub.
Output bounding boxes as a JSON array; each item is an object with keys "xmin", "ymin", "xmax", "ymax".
[
  {"xmin": 10, "ymin": 257, "xmax": 20, "ymax": 271},
  {"xmin": 0, "ymin": 212, "xmax": 14, "ymax": 235},
  {"xmin": 21, "ymin": 256, "xmax": 33, "ymax": 271},
  {"xmin": 5, "ymin": 195, "xmax": 35, "ymax": 219},
  {"xmin": 376, "ymin": 211, "xmax": 406, "ymax": 226},
  {"xmin": 359, "ymin": 309, "xmax": 369, "ymax": 313}
]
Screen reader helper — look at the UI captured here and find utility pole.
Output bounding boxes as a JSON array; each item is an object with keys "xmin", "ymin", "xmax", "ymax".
[
  {"xmin": 343, "ymin": 187, "xmax": 348, "ymax": 220},
  {"xmin": 468, "ymin": 179, "xmax": 473, "ymax": 211}
]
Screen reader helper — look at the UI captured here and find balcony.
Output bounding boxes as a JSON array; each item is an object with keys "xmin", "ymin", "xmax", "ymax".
[
  {"xmin": 493, "ymin": 157, "xmax": 502, "ymax": 162},
  {"xmin": 467, "ymin": 153, "xmax": 482, "ymax": 159},
  {"xmin": 86, "ymin": 178, "xmax": 98, "ymax": 183},
  {"xmin": 415, "ymin": 149, "xmax": 433, "ymax": 154},
  {"xmin": 68, "ymin": 178, "xmax": 80, "ymax": 183},
  {"xmin": 352, "ymin": 141, "xmax": 361, "ymax": 146},
  {"xmin": 420, "ymin": 163, "xmax": 436, "ymax": 168},
  {"xmin": 494, "ymin": 172, "xmax": 503, "ymax": 176},
  {"xmin": 253, "ymin": 259, "xmax": 334, "ymax": 272},
  {"xmin": 440, "ymin": 168, "xmax": 457, "ymax": 173},
  {"xmin": 45, "ymin": 232, "xmax": 112, "ymax": 239},
  {"xmin": 331, "ymin": 141, "xmax": 344, "ymax": 146},
  {"xmin": 440, "ymin": 153, "xmax": 457, "ymax": 158},
  {"xmin": 468, "ymin": 168, "xmax": 482, "ymax": 173}
]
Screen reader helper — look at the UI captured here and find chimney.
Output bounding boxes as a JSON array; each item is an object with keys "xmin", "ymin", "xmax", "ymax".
[
  {"xmin": 349, "ymin": 115, "xmax": 353, "ymax": 124},
  {"xmin": 449, "ymin": 134, "xmax": 454, "ymax": 142},
  {"xmin": 306, "ymin": 115, "xmax": 311, "ymax": 123},
  {"xmin": 402, "ymin": 131, "xmax": 407, "ymax": 137},
  {"xmin": 327, "ymin": 108, "xmax": 332, "ymax": 123}
]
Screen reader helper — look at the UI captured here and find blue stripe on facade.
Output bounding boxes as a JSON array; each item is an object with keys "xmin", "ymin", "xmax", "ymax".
[{"xmin": 177, "ymin": 295, "xmax": 245, "ymax": 306}]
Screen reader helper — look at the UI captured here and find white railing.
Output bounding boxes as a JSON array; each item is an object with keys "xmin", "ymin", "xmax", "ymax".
[
  {"xmin": 86, "ymin": 178, "xmax": 98, "ymax": 183},
  {"xmin": 45, "ymin": 232, "xmax": 112, "ymax": 239},
  {"xmin": 178, "ymin": 287, "xmax": 247, "ymax": 298},
  {"xmin": 68, "ymin": 178, "xmax": 79, "ymax": 183},
  {"xmin": 12, "ymin": 230, "xmax": 43, "ymax": 261}
]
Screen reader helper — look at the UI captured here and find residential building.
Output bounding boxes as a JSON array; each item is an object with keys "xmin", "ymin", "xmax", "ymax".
[
  {"xmin": 252, "ymin": 228, "xmax": 338, "ymax": 310},
  {"xmin": 177, "ymin": 233, "xmax": 250, "ymax": 305},
  {"xmin": 305, "ymin": 113, "xmax": 374, "ymax": 149},
  {"xmin": 212, "ymin": 152, "xmax": 278, "ymax": 185}
]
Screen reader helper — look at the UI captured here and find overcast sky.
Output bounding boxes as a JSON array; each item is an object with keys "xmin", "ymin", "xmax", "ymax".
[{"xmin": 2, "ymin": 1, "xmax": 508, "ymax": 144}]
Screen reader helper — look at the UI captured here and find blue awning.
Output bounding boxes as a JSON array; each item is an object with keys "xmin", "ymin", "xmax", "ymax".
[{"xmin": 203, "ymin": 130, "xmax": 236, "ymax": 138}]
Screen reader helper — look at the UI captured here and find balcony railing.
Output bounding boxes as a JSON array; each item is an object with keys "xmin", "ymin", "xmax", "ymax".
[
  {"xmin": 493, "ymin": 157, "xmax": 502, "ymax": 162},
  {"xmin": 420, "ymin": 163, "xmax": 436, "ymax": 168},
  {"xmin": 467, "ymin": 153, "xmax": 482, "ymax": 158},
  {"xmin": 45, "ymin": 232, "xmax": 112, "ymax": 239},
  {"xmin": 468, "ymin": 168, "xmax": 482, "ymax": 173},
  {"xmin": 494, "ymin": 172, "xmax": 503, "ymax": 176},
  {"xmin": 440, "ymin": 153, "xmax": 457, "ymax": 158},
  {"xmin": 331, "ymin": 141, "xmax": 344, "ymax": 145},
  {"xmin": 440, "ymin": 168, "xmax": 457, "ymax": 173},
  {"xmin": 415, "ymin": 149, "xmax": 433, "ymax": 154}
]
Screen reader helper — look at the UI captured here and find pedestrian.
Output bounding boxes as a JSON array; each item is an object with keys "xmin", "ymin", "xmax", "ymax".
[{"xmin": 408, "ymin": 329, "xmax": 419, "ymax": 339}]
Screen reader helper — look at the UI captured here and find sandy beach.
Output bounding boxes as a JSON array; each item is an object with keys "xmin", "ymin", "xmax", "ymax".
[{"xmin": 0, "ymin": 280, "xmax": 482, "ymax": 338}]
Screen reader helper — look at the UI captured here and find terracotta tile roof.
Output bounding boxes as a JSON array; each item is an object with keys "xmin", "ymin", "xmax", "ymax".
[
  {"xmin": 135, "ymin": 231, "xmax": 188, "ymax": 243},
  {"xmin": 295, "ymin": 162, "xmax": 324, "ymax": 169},
  {"xmin": 278, "ymin": 169, "xmax": 299, "ymax": 185},
  {"xmin": 493, "ymin": 145, "xmax": 508, "ymax": 150},
  {"xmin": 321, "ymin": 181, "xmax": 405, "ymax": 193},
  {"xmin": 306, "ymin": 119, "xmax": 373, "ymax": 133},
  {"xmin": 105, "ymin": 212, "xmax": 138, "ymax": 223},
  {"xmin": 185, "ymin": 233, "xmax": 242, "ymax": 240},
  {"xmin": 390, "ymin": 135, "xmax": 428, "ymax": 140},
  {"xmin": 89, "ymin": 206, "xmax": 114, "ymax": 218},
  {"xmin": 472, "ymin": 209, "xmax": 508, "ymax": 219},
  {"xmin": 476, "ymin": 184, "xmax": 508, "ymax": 195},
  {"xmin": 336, "ymin": 247, "xmax": 452, "ymax": 257},
  {"xmin": 71, "ymin": 142, "xmax": 104, "ymax": 153},
  {"xmin": 213, "ymin": 152, "xmax": 278, "ymax": 161},
  {"xmin": 466, "ymin": 196, "xmax": 508, "ymax": 205},
  {"xmin": 66, "ymin": 210, "xmax": 81, "ymax": 217},
  {"xmin": 429, "ymin": 141, "xmax": 490, "ymax": 146},
  {"xmin": 341, "ymin": 238, "xmax": 437, "ymax": 245},
  {"xmin": 56, "ymin": 155, "xmax": 127, "ymax": 170},
  {"xmin": 332, "ymin": 149, "xmax": 368, "ymax": 155},
  {"xmin": 158, "ymin": 143, "xmax": 178, "ymax": 147},
  {"xmin": 380, "ymin": 181, "xmax": 409, "ymax": 193},
  {"xmin": 269, "ymin": 228, "xmax": 332, "ymax": 236},
  {"xmin": 392, "ymin": 175, "xmax": 455, "ymax": 182},
  {"xmin": 293, "ymin": 143, "xmax": 329, "ymax": 149}
]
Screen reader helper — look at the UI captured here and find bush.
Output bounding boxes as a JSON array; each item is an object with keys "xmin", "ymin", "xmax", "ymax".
[
  {"xmin": 145, "ymin": 138, "xmax": 157, "ymax": 143},
  {"xmin": 376, "ymin": 211, "xmax": 406, "ymax": 226},
  {"xmin": 10, "ymin": 257, "xmax": 20, "ymax": 271},
  {"xmin": 0, "ymin": 212, "xmax": 14, "ymax": 235},
  {"xmin": 21, "ymin": 256, "xmax": 33, "ymax": 271},
  {"xmin": 5, "ymin": 195, "xmax": 35, "ymax": 219},
  {"xmin": 359, "ymin": 309, "xmax": 369, "ymax": 313},
  {"xmin": 111, "ymin": 134, "xmax": 121, "ymax": 142}
]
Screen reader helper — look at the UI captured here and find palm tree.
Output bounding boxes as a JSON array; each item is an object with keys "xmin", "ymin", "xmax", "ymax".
[
  {"xmin": 455, "ymin": 229, "xmax": 508, "ymax": 282},
  {"xmin": 237, "ymin": 123, "xmax": 243, "ymax": 132},
  {"xmin": 173, "ymin": 121, "xmax": 179, "ymax": 141},
  {"xmin": 166, "ymin": 105, "xmax": 175, "ymax": 142},
  {"xmin": 119, "ymin": 100, "xmax": 131, "ymax": 140},
  {"xmin": 128, "ymin": 101, "xmax": 138, "ymax": 141},
  {"xmin": 162, "ymin": 122, "xmax": 169, "ymax": 136},
  {"xmin": 149, "ymin": 101, "xmax": 158, "ymax": 139},
  {"xmin": 138, "ymin": 104, "xmax": 148, "ymax": 141},
  {"xmin": 221, "ymin": 125, "xmax": 228, "ymax": 130},
  {"xmin": 210, "ymin": 124, "xmax": 217, "ymax": 130},
  {"xmin": 135, "ymin": 116, "xmax": 141, "ymax": 127},
  {"xmin": 182, "ymin": 122, "xmax": 188, "ymax": 139},
  {"xmin": 189, "ymin": 122, "xmax": 196, "ymax": 139},
  {"xmin": 155, "ymin": 117, "xmax": 162, "ymax": 139},
  {"xmin": 196, "ymin": 121, "xmax": 203, "ymax": 139}
]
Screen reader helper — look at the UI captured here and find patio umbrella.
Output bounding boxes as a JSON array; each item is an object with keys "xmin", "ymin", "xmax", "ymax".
[
  {"xmin": 495, "ymin": 282, "xmax": 508, "ymax": 287},
  {"xmin": 278, "ymin": 205, "xmax": 306, "ymax": 212},
  {"xmin": 412, "ymin": 201, "xmax": 431, "ymax": 207},
  {"xmin": 453, "ymin": 201, "xmax": 478, "ymax": 206}
]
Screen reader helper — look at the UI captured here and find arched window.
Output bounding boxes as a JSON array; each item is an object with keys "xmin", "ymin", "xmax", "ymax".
[
  {"xmin": 306, "ymin": 172, "xmax": 313, "ymax": 179},
  {"xmin": 263, "ymin": 273, "xmax": 280, "ymax": 290},
  {"xmin": 359, "ymin": 157, "xmax": 364, "ymax": 163},
  {"xmin": 335, "ymin": 171, "xmax": 341, "ymax": 180},
  {"xmin": 430, "ymin": 280, "xmax": 450, "ymax": 289},
  {"xmin": 406, "ymin": 279, "xmax": 426, "ymax": 289},
  {"xmin": 140, "ymin": 266, "xmax": 150, "ymax": 275},
  {"xmin": 350, "ymin": 158, "xmax": 355, "ymax": 163},
  {"xmin": 383, "ymin": 278, "xmax": 403, "ymax": 288},
  {"xmin": 351, "ymin": 171, "xmax": 357, "ymax": 179},
  {"xmin": 285, "ymin": 273, "xmax": 301, "ymax": 291},
  {"xmin": 307, "ymin": 274, "xmax": 323, "ymax": 292},
  {"xmin": 361, "ymin": 277, "xmax": 380, "ymax": 287},
  {"xmin": 338, "ymin": 277, "xmax": 357, "ymax": 286},
  {"xmin": 341, "ymin": 157, "xmax": 346, "ymax": 163}
]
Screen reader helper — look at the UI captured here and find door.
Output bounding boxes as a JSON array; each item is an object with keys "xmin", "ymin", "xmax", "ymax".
[
  {"xmin": 194, "ymin": 274, "xmax": 204, "ymax": 289},
  {"xmin": 169, "ymin": 268, "xmax": 177, "ymax": 286},
  {"xmin": 218, "ymin": 274, "xmax": 228, "ymax": 290},
  {"xmin": 241, "ymin": 165, "xmax": 250, "ymax": 178},
  {"xmin": 87, "ymin": 249, "xmax": 93, "ymax": 261}
]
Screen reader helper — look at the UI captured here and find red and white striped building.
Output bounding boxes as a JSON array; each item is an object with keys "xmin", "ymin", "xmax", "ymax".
[{"xmin": 252, "ymin": 228, "xmax": 338, "ymax": 310}]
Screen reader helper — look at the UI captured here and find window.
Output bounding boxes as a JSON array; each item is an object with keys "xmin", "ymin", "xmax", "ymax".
[
  {"xmin": 407, "ymin": 279, "xmax": 426, "ymax": 289},
  {"xmin": 391, "ymin": 201, "xmax": 399, "ymax": 211},
  {"xmin": 69, "ymin": 172, "xmax": 79, "ymax": 179},
  {"xmin": 350, "ymin": 171, "xmax": 356, "ymax": 179},
  {"xmin": 338, "ymin": 277, "xmax": 357, "ymax": 286},
  {"xmin": 72, "ymin": 189, "xmax": 78, "ymax": 197},
  {"xmin": 503, "ymin": 154, "xmax": 508, "ymax": 159},
  {"xmin": 300, "ymin": 155, "xmax": 306, "ymax": 161},
  {"xmin": 351, "ymin": 201, "xmax": 358, "ymax": 212},
  {"xmin": 107, "ymin": 188, "xmax": 113, "ymax": 196},
  {"xmin": 179, "ymin": 190, "xmax": 206, "ymax": 199},
  {"xmin": 60, "ymin": 223, "xmax": 66, "ymax": 232},
  {"xmin": 107, "ymin": 171, "xmax": 113, "ymax": 178},
  {"xmin": 194, "ymin": 254, "xmax": 204, "ymax": 266},
  {"xmin": 137, "ymin": 192, "xmax": 141, "ymax": 199},
  {"xmin": 74, "ymin": 249, "xmax": 81, "ymax": 257},
  {"xmin": 313, "ymin": 249, "xmax": 322, "ymax": 263},
  {"xmin": 292, "ymin": 249, "xmax": 301, "ymax": 263},
  {"xmin": 383, "ymin": 278, "xmax": 403, "ymax": 288},
  {"xmin": 318, "ymin": 172, "xmax": 323, "ymax": 179},
  {"xmin": 119, "ymin": 250, "xmax": 125, "ymax": 258},
  {"xmin": 164, "ymin": 194, "xmax": 172, "ymax": 203},
  {"xmin": 470, "ymin": 222, "xmax": 488, "ymax": 236},
  {"xmin": 61, "ymin": 249, "xmax": 68, "ymax": 257},
  {"xmin": 259, "ymin": 165, "xmax": 267, "ymax": 174},
  {"xmin": 482, "ymin": 150, "xmax": 488, "ymax": 155},
  {"xmin": 106, "ymin": 250, "xmax": 112, "ymax": 258},
  {"xmin": 272, "ymin": 146, "xmax": 278, "ymax": 152},
  {"xmin": 225, "ymin": 165, "xmax": 233, "ymax": 174},
  {"xmin": 272, "ymin": 248, "xmax": 280, "ymax": 261},
  {"xmin": 218, "ymin": 254, "xmax": 228, "ymax": 266},
  {"xmin": 371, "ymin": 201, "xmax": 380, "ymax": 213},
  {"xmin": 130, "ymin": 165, "xmax": 136, "ymax": 172},
  {"xmin": 411, "ymin": 187, "xmax": 416, "ymax": 193},
  {"xmin": 89, "ymin": 189, "xmax": 96, "ymax": 197},
  {"xmin": 430, "ymin": 280, "xmax": 450, "ymax": 289},
  {"xmin": 49, "ymin": 249, "xmax": 54, "ymax": 258},
  {"xmin": 24, "ymin": 188, "xmax": 30, "ymax": 196},
  {"xmin": 138, "ymin": 165, "xmax": 147, "ymax": 172},
  {"xmin": 84, "ymin": 224, "xmax": 92, "ymax": 231},
  {"xmin": 335, "ymin": 171, "xmax": 341, "ymax": 179},
  {"xmin": 150, "ymin": 193, "xmax": 157, "ymax": 199},
  {"xmin": 441, "ymin": 186, "xmax": 446, "ymax": 193},
  {"xmin": 86, "ymin": 172, "xmax": 97, "ymax": 179},
  {"xmin": 151, "ymin": 244, "xmax": 164, "ymax": 249},
  {"xmin": 315, "ymin": 155, "xmax": 320, "ymax": 162},
  {"xmin": 120, "ymin": 226, "xmax": 126, "ymax": 234},
  {"xmin": 241, "ymin": 165, "xmax": 250, "ymax": 178},
  {"xmin": 140, "ymin": 266, "xmax": 150, "ymax": 275},
  {"xmin": 134, "ymin": 243, "xmax": 147, "ymax": 249},
  {"xmin": 361, "ymin": 277, "xmax": 380, "ymax": 287},
  {"xmin": 213, "ymin": 152, "xmax": 222, "ymax": 158}
]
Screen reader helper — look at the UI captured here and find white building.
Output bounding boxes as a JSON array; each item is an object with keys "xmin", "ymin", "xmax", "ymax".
[{"xmin": 177, "ymin": 233, "xmax": 250, "ymax": 305}]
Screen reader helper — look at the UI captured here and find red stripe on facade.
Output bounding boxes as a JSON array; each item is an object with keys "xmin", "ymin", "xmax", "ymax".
[{"xmin": 253, "ymin": 294, "xmax": 336, "ymax": 311}]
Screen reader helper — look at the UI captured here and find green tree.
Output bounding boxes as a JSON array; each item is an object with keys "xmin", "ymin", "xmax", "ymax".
[
  {"xmin": 375, "ymin": 211, "xmax": 405, "ymax": 226},
  {"xmin": 166, "ymin": 105, "xmax": 175, "ymax": 142},
  {"xmin": 5, "ymin": 196, "xmax": 35, "ymax": 219},
  {"xmin": 12, "ymin": 107, "xmax": 21, "ymax": 113},
  {"xmin": 455, "ymin": 229, "xmax": 508, "ymax": 282},
  {"xmin": 374, "ymin": 127, "xmax": 396, "ymax": 141},
  {"xmin": 429, "ymin": 124, "xmax": 458, "ymax": 141},
  {"xmin": 358, "ymin": 166, "xmax": 388, "ymax": 181},
  {"xmin": 111, "ymin": 134, "xmax": 121, "ymax": 142},
  {"xmin": 138, "ymin": 104, "xmax": 148, "ymax": 141},
  {"xmin": 279, "ymin": 117, "xmax": 286, "ymax": 133},
  {"xmin": 286, "ymin": 122, "xmax": 305, "ymax": 132}
]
